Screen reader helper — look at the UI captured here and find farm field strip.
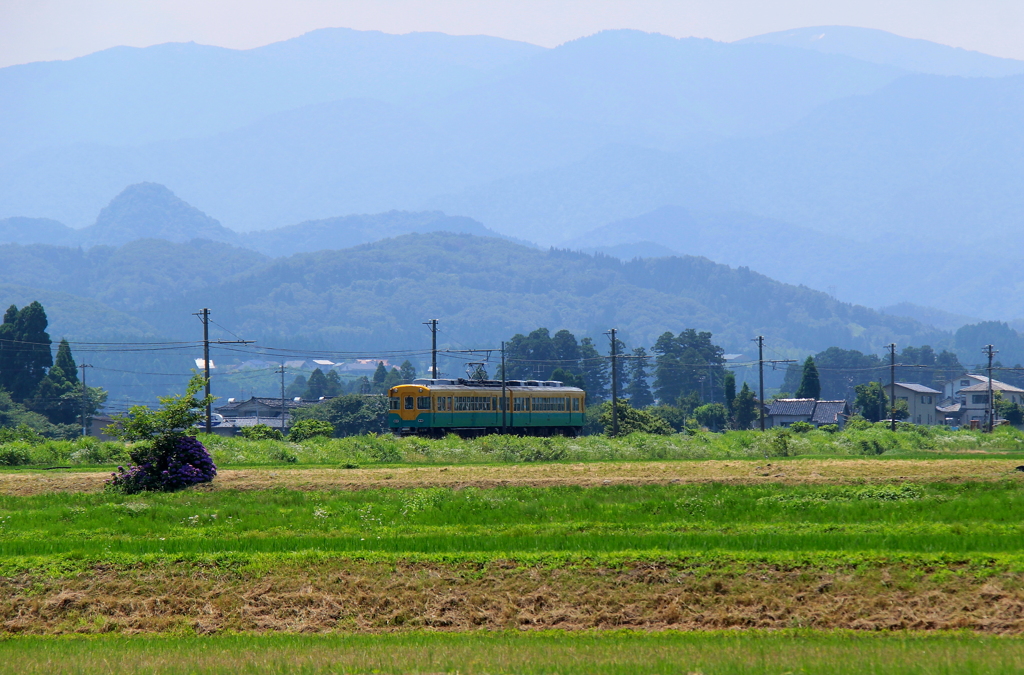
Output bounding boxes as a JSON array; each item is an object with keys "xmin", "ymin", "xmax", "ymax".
[
  {"xmin": 2, "ymin": 483, "xmax": 1024, "ymax": 556},
  {"xmin": 4, "ymin": 555, "xmax": 1024, "ymax": 634},
  {"xmin": 2, "ymin": 458, "xmax": 1023, "ymax": 495},
  {"xmin": 3, "ymin": 631, "xmax": 1024, "ymax": 674}
]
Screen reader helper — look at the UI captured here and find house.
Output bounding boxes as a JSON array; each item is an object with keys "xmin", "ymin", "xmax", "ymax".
[
  {"xmin": 766, "ymin": 399, "xmax": 851, "ymax": 429},
  {"xmin": 935, "ymin": 374, "xmax": 1024, "ymax": 427},
  {"xmin": 215, "ymin": 396, "xmax": 323, "ymax": 429},
  {"xmin": 891, "ymin": 383, "xmax": 942, "ymax": 425},
  {"xmin": 958, "ymin": 378, "xmax": 1024, "ymax": 427}
]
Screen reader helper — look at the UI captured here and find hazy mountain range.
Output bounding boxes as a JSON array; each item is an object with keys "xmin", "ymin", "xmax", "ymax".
[{"xmin": 3, "ymin": 25, "xmax": 1024, "ymax": 327}]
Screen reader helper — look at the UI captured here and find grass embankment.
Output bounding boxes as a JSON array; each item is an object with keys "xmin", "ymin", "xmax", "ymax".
[
  {"xmin": 3, "ymin": 631, "xmax": 1024, "ymax": 674},
  {"xmin": 3, "ymin": 482, "xmax": 1024, "ymax": 634},
  {"xmin": 4, "ymin": 424, "xmax": 1024, "ymax": 470}
]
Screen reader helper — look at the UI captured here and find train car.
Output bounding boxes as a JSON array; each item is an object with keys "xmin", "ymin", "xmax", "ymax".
[{"xmin": 388, "ymin": 378, "xmax": 585, "ymax": 437}]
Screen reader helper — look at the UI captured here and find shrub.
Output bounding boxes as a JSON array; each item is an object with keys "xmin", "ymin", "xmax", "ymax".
[
  {"xmin": 0, "ymin": 443, "xmax": 32, "ymax": 466},
  {"xmin": 270, "ymin": 447, "xmax": 298, "ymax": 464},
  {"xmin": 240, "ymin": 424, "xmax": 284, "ymax": 441},
  {"xmin": 818, "ymin": 424, "xmax": 839, "ymax": 434},
  {"xmin": 790, "ymin": 421, "xmax": 815, "ymax": 433},
  {"xmin": 598, "ymin": 401, "xmax": 673, "ymax": 436},
  {"xmin": 104, "ymin": 374, "xmax": 217, "ymax": 493},
  {"xmin": 289, "ymin": 419, "xmax": 334, "ymax": 441},
  {"xmin": 108, "ymin": 435, "xmax": 217, "ymax": 494}
]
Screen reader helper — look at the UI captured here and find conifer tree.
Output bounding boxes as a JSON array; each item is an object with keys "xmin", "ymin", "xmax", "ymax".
[
  {"xmin": 724, "ymin": 371, "xmax": 736, "ymax": 411},
  {"xmin": 304, "ymin": 368, "xmax": 329, "ymax": 399},
  {"xmin": 399, "ymin": 360, "xmax": 417, "ymax": 382},
  {"xmin": 734, "ymin": 382, "xmax": 757, "ymax": 430},
  {"xmin": 372, "ymin": 362, "xmax": 387, "ymax": 385},
  {"xmin": 0, "ymin": 301, "xmax": 53, "ymax": 401},
  {"xmin": 795, "ymin": 356, "xmax": 822, "ymax": 399},
  {"xmin": 624, "ymin": 347, "xmax": 655, "ymax": 408}
]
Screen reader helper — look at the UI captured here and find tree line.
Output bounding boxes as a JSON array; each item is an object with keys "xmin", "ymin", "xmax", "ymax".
[{"xmin": 0, "ymin": 302, "xmax": 106, "ymax": 436}]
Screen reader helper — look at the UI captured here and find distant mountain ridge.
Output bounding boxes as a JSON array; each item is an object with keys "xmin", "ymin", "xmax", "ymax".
[
  {"xmin": 737, "ymin": 26, "xmax": 1024, "ymax": 78},
  {"xmin": 0, "ymin": 182, "xmax": 511, "ymax": 256}
]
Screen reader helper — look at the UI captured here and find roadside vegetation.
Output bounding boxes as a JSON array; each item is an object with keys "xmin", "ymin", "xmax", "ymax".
[{"xmin": 2, "ymin": 423, "xmax": 1024, "ymax": 469}]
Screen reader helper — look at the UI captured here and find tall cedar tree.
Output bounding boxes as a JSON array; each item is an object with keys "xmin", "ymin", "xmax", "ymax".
[
  {"xmin": 399, "ymin": 360, "xmax": 416, "ymax": 382},
  {"xmin": 0, "ymin": 302, "xmax": 53, "ymax": 401},
  {"xmin": 624, "ymin": 347, "xmax": 655, "ymax": 408},
  {"xmin": 723, "ymin": 371, "xmax": 736, "ymax": 412},
  {"xmin": 372, "ymin": 362, "xmax": 387, "ymax": 385},
  {"xmin": 795, "ymin": 356, "xmax": 822, "ymax": 399},
  {"xmin": 29, "ymin": 339, "xmax": 80, "ymax": 425},
  {"xmin": 304, "ymin": 368, "xmax": 329, "ymax": 399},
  {"xmin": 734, "ymin": 382, "xmax": 757, "ymax": 430},
  {"xmin": 579, "ymin": 337, "xmax": 609, "ymax": 402}
]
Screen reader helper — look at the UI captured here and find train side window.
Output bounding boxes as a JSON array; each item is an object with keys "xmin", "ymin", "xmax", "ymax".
[
  {"xmin": 417, "ymin": 396, "xmax": 431, "ymax": 410},
  {"xmin": 437, "ymin": 397, "xmax": 446, "ymax": 411},
  {"xmin": 572, "ymin": 397, "xmax": 580, "ymax": 412},
  {"xmin": 404, "ymin": 396, "xmax": 414, "ymax": 410}
]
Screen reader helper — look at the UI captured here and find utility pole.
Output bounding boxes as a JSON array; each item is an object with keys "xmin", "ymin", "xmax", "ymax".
[
  {"xmin": 501, "ymin": 341, "xmax": 507, "ymax": 434},
  {"xmin": 984, "ymin": 344, "xmax": 997, "ymax": 432},
  {"xmin": 194, "ymin": 308, "xmax": 254, "ymax": 434},
  {"xmin": 888, "ymin": 343, "xmax": 897, "ymax": 432},
  {"xmin": 79, "ymin": 363, "xmax": 92, "ymax": 437},
  {"xmin": 605, "ymin": 328, "xmax": 619, "ymax": 436},
  {"xmin": 423, "ymin": 319, "xmax": 439, "ymax": 378},
  {"xmin": 754, "ymin": 336, "xmax": 765, "ymax": 431},
  {"xmin": 276, "ymin": 362, "xmax": 287, "ymax": 433}
]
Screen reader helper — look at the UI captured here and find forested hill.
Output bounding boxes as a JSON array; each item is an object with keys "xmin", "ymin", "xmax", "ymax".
[{"xmin": 172, "ymin": 233, "xmax": 944, "ymax": 354}]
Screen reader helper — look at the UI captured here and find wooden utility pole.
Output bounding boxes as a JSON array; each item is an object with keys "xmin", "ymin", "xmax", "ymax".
[
  {"xmin": 79, "ymin": 363, "xmax": 92, "ymax": 437},
  {"xmin": 276, "ymin": 362, "xmax": 287, "ymax": 433},
  {"xmin": 606, "ymin": 328, "xmax": 619, "ymax": 436},
  {"xmin": 501, "ymin": 341, "xmax": 508, "ymax": 434},
  {"xmin": 754, "ymin": 336, "xmax": 765, "ymax": 431},
  {"xmin": 984, "ymin": 344, "xmax": 997, "ymax": 432},
  {"xmin": 423, "ymin": 319, "xmax": 439, "ymax": 378},
  {"xmin": 888, "ymin": 343, "xmax": 897, "ymax": 432},
  {"xmin": 194, "ymin": 308, "xmax": 253, "ymax": 434}
]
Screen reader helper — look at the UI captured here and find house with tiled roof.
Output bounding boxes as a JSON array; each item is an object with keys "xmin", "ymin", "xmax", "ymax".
[{"xmin": 766, "ymin": 399, "xmax": 851, "ymax": 429}]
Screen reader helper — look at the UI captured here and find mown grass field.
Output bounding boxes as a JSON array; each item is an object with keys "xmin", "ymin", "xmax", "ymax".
[
  {"xmin": 3, "ymin": 631, "xmax": 1024, "ymax": 674},
  {"xmin": 2, "ymin": 430, "xmax": 1024, "ymax": 672}
]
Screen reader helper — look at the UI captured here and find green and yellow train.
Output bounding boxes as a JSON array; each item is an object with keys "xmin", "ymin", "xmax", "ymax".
[{"xmin": 388, "ymin": 378, "xmax": 586, "ymax": 437}]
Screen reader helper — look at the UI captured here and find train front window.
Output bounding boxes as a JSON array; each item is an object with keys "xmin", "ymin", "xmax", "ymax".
[
  {"xmin": 404, "ymin": 396, "xmax": 414, "ymax": 410},
  {"xmin": 417, "ymin": 396, "xmax": 431, "ymax": 410},
  {"xmin": 389, "ymin": 397, "xmax": 399, "ymax": 410}
]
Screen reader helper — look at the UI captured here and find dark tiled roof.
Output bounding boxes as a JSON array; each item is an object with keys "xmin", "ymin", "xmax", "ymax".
[
  {"xmin": 812, "ymin": 400, "xmax": 850, "ymax": 425},
  {"xmin": 766, "ymin": 399, "xmax": 817, "ymax": 416}
]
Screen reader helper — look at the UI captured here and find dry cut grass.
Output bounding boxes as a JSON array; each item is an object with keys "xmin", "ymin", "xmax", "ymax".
[
  {"xmin": 1, "ymin": 458, "xmax": 1022, "ymax": 496},
  {"xmin": 4, "ymin": 558, "xmax": 1024, "ymax": 635}
]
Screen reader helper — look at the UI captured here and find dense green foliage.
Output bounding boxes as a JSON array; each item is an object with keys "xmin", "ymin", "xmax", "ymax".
[
  {"xmin": 795, "ymin": 356, "xmax": 821, "ymax": 399},
  {"xmin": 0, "ymin": 234, "xmax": 947, "ymax": 359},
  {"xmin": 286, "ymin": 419, "xmax": 334, "ymax": 441},
  {"xmin": 290, "ymin": 394, "xmax": 388, "ymax": 437},
  {"xmin": 3, "ymin": 422, "xmax": 1022, "ymax": 469},
  {"xmin": 0, "ymin": 302, "xmax": 105, "ymax": 434}
]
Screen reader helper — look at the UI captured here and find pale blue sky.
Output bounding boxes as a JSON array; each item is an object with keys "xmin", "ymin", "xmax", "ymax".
[{"xmin": 2, "ymin": 0, "xmax": 1022, "ymax": 68}]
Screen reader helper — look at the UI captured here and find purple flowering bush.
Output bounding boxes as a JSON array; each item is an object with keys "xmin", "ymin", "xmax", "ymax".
[
  {"xmin": 104, "ymin": 374, "xmax": 217, "ymax": 493},
  {"xmin": 107, "ymin": 435, "xmax": 217, "ymax": 494}
]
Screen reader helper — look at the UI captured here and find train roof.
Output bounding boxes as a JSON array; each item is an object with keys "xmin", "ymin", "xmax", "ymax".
[{"xmin": 396, "ymin": 378, "xmax": 585, "ymax": 393}]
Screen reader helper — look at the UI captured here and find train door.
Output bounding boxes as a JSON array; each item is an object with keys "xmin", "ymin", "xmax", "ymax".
[{"xmin": 436, "ymin": 393, "xmax": 453, "ymax": 429}]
